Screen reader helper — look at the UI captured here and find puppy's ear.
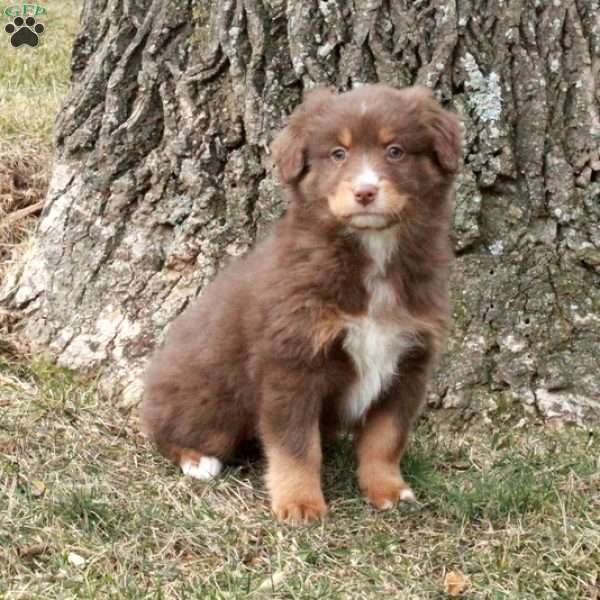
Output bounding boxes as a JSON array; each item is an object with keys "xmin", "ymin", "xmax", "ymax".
[
  {"xmin": 271, "ymin": 127, "xmax": 305, "ymax": 184},
  {"xmin": 429, "ymin": 108, "xmax": 461, "ymax": 174},
  {"xmin": 404, "ymin": 86, "xmax": 462, "ymax": 174},
  {"xmin": 271, "ymin": 87, "xmax": 335, "ymax": 184}
]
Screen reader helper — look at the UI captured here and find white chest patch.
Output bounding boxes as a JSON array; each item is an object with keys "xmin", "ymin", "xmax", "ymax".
[
  {"xmin": 343, "ymin": 230, "xmax": 418, "ymax": 423},
  {"xmin": 343, "ymin": 285, "xmax": 416, "ymax": 423}
]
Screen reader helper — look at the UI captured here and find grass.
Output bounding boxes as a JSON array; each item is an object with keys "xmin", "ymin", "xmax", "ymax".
[
  {"xmin": 0, "ymin": 0, "xmax": 81, "ymax": 280},
  {"xmin": 1, "ymin": 358, "xmax": 598, "ymax": 599},
  {"xmin": 0, "ymin": 0, "xmax": 81, "ymax": 145}
]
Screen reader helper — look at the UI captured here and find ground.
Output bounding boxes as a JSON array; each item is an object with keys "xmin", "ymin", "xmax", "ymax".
[
  {"xmin": 0, "ymin": 359, "xmax": 598, "ymax": 598},
  {"xmin": 0, "ymin": 3, "xmax": 598, "ymax": 599}
]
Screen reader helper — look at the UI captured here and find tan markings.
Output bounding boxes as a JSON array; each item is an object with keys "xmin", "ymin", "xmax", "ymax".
[
  {"xmin": 312, "ymin": 307, "xmax": 346, "ymax": 357},
  {"xmin": 328, "ymin": 181, "xmax": 356, "ymax": 218},
  {"xmin": 165, "ymin": 445, "xmax": 202, "ymax": 464},
  {"xmin": 378, "ymin": 127, "xmax": 396, "ymax": 145},
  {"xmin": 178, "ymin": 447, "xmax": 203, "ymax": 465},
  {"xmin": 355, "ymin": 410, "xmax": 414, "ymax": 509},
  {"xmin": 379, "ymin": 180, "xmax": 409, "ymax": 215},
  {"xmin": 166, "ymin": 429, "xmax": 240, "ymax": 464},
  {"xmin": 265, "ymin": 423, "xmax": 326, "ymax": 523},
  {"xmin": 338, "ymin": 127, "xmax": 352, "ymax": 148}
]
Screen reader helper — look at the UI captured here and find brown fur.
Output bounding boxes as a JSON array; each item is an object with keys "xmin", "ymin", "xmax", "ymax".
[{"xmin": 142, "ymin": 84, "xmax": 461, "ymax": 522}]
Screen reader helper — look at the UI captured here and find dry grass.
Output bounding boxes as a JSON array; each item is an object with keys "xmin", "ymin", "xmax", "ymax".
[
  {"xmin": 1, "ymin": 357, "xmax": 598, "ymax": 599},
  {"xmin": 0, "ymin": 141, "xmax": 50, "ymax": 280},
  {"xmin": 0, "ymin": 0, "xmax": 81, "ymax": 281}
]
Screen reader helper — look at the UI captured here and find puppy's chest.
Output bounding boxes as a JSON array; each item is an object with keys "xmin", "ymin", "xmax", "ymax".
[{"xmin": 342, "ymin": 277, "xmax": 416, "ymax": 423}]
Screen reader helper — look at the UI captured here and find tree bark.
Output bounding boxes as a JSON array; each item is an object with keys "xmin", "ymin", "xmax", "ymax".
[{"xmin": 2, "ymin": 0, "xmax": 599, "ymax": 424}]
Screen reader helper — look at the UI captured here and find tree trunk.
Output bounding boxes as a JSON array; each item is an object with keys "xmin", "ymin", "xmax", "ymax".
[{"xmin": 2, "ymin": 0, "xmax": 599, "ymax": 424}]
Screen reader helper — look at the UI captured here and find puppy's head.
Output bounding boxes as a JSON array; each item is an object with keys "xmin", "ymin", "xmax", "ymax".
[{"xmin": 272, "ymin": 84, "xmax": 461, "ymax": 231}]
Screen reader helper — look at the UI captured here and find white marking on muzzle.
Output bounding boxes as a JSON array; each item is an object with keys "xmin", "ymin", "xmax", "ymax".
[{"xmin": 353, "ymin": 161, "xmax": 380, "ymax": 188}]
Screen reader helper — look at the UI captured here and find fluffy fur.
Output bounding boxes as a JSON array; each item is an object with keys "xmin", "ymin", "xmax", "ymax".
[{"xmin": 142, "ymin": 84, "xmax": 461, "ymax": 522}]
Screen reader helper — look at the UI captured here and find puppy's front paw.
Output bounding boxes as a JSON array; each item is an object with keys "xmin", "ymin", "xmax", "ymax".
[
  {"xmin": 361, "ymin": 475, "xmax": 416, "ymax": 510},
  {"xmin": 272, "ymin": 496, "xmax": 327, "ymax": 523}
]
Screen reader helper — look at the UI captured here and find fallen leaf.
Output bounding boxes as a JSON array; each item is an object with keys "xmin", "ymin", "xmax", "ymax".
[
  {"xmin": 67, "ymin": 552, "xmax": 86, "ymax": 567},
  {"xmin": 18, "ymin": 544, "xmax": 47, "ymax": 559},
  {"xmin": 257, "ymin": 570, "xmax": 285, "ymax": 592},
  {"xmin": 444, "ymin": 570, "xmax": 468, "ymax": 596},
  {"xmin": 30, "ymin": 479, "xmax": 46, "ymax": 497}
]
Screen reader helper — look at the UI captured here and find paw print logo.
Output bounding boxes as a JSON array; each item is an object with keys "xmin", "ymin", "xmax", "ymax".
[{"xmin": 4, "ymin": 16, "xmax": 45, "ymax": 48}]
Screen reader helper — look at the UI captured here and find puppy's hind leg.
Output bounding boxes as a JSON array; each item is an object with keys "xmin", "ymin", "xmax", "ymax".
[
  {"xmin": 142, "ymin": 377, "xmax": 242, "ymax": 482},
  {"xmin": 156, "ymin": 423, "xmax": 245, "ymax": 482}
]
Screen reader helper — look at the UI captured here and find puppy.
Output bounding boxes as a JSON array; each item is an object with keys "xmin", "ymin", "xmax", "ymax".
[{"xmin": 142, "ymin": 84, "xmax": 461, "ymax": 522}]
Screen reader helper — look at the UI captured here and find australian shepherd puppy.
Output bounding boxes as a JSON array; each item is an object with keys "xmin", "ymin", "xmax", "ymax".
[{"xmin": 142, "ymin": 84, "xmax": 461, "ymax": 523}]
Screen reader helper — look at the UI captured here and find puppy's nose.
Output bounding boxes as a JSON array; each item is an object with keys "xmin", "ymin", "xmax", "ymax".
[{"xmin": 354, "ymin": 184, "xmax": 378, "ymax": 206}]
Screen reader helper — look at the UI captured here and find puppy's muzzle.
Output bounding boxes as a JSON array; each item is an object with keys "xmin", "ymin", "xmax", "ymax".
[{"xmin": 354, "ymin": 183, "xmax": 378, "ymax": 207}]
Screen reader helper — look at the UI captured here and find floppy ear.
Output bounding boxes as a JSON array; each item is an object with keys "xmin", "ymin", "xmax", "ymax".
[
  {"xmin": 403, "ymin": 86, "xmax": 462, "ymax": 174},
  {"xmin": 429, "ymin": 109, "xmax": 461, "ymax": 174},
  {"xmin": 271, "ymin": 87, "xmax": 335, "ymax": 184},
  {"xmin": 271, "ymin": 126, "xmax": 305, "ymax": 184}
]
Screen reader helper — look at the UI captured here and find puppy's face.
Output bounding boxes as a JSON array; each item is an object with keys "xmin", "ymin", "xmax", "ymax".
[{"xmin": 272, "ymin": 85, "xmax": 461, "ymax": 231}]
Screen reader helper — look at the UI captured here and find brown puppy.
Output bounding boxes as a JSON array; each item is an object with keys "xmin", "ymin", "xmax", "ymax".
[{"xmin": 142, "ymin": 84, "xmax": 461, "ymax": 522}]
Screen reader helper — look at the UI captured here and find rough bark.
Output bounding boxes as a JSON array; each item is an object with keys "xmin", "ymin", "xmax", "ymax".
[{"xmin": 2, "ymin": 0, "xmax": 599, "ymax": 424}]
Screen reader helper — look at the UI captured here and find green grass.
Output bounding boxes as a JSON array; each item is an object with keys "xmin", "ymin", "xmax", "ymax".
[
  {"xmin": 0, "ymin": 1, "xmax": 82, "ymax": 281},
  {"xmin": 1, "ymin": 358, "xmax": 598, "ymax": 599},
  {"xmin": 0, "ymin": 0, "xmax": 82, "ymax": 146}
]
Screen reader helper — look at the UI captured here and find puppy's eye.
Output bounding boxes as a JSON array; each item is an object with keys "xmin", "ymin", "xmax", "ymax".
[
  {"xmin": 386, "ymin": 145, "xmax": 404, "ymax": 161},
  {"xmin": 331, "ymin": 147, "xmax": 347, "ymax": 162}
]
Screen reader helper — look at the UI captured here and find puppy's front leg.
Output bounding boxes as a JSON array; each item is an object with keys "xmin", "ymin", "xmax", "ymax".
[
  {"xmin": 260, "ymin": 372, "xmax": 326, "ymax": 523},
  {"xmin": 356, "ymin": 352, "xmax": 431, "ymax": 509},
  {"xmin": 356, "ymin": 407, "xmax": 416, "ymax": 509}
]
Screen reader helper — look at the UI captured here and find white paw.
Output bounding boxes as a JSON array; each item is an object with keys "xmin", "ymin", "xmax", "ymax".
[
  {"xmin": 400, "ymin": 488, "xmax": 416, "ymax": 502},
  {"xmin": 180, "ymin": 456, "xmax": 223, "ymax": 481}
]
